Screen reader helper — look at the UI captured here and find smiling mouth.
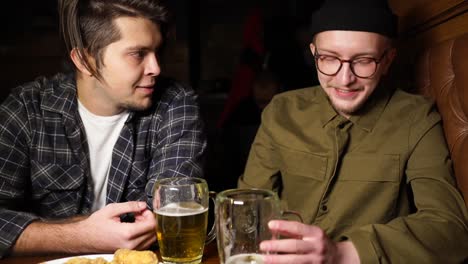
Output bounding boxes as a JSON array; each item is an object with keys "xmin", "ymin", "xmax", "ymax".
[
  {"xmin": 135, "ymin": 85, "xmax": 155, "ymax": 96},
  {"xmin": 137, "ymin": 85, "xmax": 154, "ymax": 89},
  {"xmin": 335, "ymin": 87, "xmax": 361, "ymax": 93}
]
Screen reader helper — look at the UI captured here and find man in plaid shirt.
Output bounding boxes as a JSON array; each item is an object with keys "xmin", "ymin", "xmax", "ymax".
[{"xmin": 0, "ymin": 0, "xmax": 206, "ymax": 258}]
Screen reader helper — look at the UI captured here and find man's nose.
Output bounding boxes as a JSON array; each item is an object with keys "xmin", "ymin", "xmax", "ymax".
[
  {"xmin": 145, "ymin": 53, "xmax": 161, "ymax": 77},
  {"xmin": 335, "ymin": 62, "xmax": 356, "ymax": 86}
]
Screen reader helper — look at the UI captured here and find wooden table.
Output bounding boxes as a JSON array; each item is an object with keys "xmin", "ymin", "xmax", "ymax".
[{"xmin": 0, "ymin": 242, "xmax": 220, "ymax": 264}]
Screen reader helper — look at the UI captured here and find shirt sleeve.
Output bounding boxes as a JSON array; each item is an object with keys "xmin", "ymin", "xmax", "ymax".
[
  {"xmin": 145, "ymin": 84, "xmax": 207, "ymax": 205},
  {"xmin": 344, "ymin": 108, "xmax": 468, "ymax": 264},
  {"xmin": 0, "ymin": 94, "xmax": 39, "ymax": 258}
]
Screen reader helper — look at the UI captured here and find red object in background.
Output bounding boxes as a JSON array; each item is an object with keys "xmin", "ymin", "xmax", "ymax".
[{"xmin": 217, "ymin": 8, "xmax": 265, "ymax": 129}]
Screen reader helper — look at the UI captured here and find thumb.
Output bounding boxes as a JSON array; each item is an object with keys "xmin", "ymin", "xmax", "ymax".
[{"xmin": 101, "ymin": 201, "xmax": 148, "ymax": 218}]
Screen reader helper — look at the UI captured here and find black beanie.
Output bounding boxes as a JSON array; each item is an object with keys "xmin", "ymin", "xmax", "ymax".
[{"xmin": 310, "ymin": 0, "xmax": 398, "ymax": 38}]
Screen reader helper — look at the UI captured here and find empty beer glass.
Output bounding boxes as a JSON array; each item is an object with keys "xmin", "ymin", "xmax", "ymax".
[{"xmin": 215, "ymin": 188, "xmax": 302, "ymax": 264}]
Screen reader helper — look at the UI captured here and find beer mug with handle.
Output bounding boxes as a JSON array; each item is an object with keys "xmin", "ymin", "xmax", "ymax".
[
  {"xmin": 153, "ymin": 177, "xmax": 215, "ymax": 264},
  {"xmin": 215, "ymin": 188, "xmax": 302, "ymax": 264}
]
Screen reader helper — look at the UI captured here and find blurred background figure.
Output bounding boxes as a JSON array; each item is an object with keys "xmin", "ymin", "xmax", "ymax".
[
  {"xmin": 220, "ymin": 70, "xmax": 281, "ymax": 190},
  {"xmin": 263, "ymin": 14, "xmax": 319, "ymax": 92},
  {"xmin": 216, "ymin": 6, "xmax": 266, "ymax": 129}
]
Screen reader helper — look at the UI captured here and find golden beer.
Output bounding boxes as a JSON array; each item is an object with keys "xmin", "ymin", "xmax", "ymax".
[{"xmin": 155, "ymin": 202, "xmax": 208, "ymax": 264}]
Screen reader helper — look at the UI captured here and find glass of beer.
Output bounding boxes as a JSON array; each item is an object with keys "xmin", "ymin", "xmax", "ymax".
[
  {"xmin": 153, "ymin": 177, "xmax": 215, "ymax": 264},
  {"xmin": 215, "ymin": 188, "xmax": 302, "ymax": 264}
]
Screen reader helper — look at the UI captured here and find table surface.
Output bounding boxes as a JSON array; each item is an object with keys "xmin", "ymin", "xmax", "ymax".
[{"xmin": 0, "ymin": 242, "xmax": 220, "ymax": 264}]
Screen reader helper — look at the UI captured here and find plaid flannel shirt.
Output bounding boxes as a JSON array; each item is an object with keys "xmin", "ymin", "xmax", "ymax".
[{"xmin": 0, "ymin": 73, "xmax": 207, "ymax": 257}]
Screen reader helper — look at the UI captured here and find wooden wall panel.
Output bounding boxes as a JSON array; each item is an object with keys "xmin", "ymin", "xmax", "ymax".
[
  {"xmin": 387, "ymin": 0, "xmax": 468, "ymax": 90},
  {"xmin": 401, "ymin": 11, "xmax": 468, "ymax": 50},
  {"xmin": 391, "ymin": 0, "xmax": 465, "ymax": 33}
]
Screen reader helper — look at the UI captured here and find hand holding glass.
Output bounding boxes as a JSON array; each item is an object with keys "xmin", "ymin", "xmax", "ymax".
[{"xmin": 215, "ymin": 188, "xmax": 302, "ymax": 264}]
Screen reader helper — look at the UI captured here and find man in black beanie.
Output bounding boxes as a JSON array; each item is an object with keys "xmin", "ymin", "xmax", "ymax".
[{"xmin": 239, "ymin": 0, "xmax": 468, "ymax": 263}]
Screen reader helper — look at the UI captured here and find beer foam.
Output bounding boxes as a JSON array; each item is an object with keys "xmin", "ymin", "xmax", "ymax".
[{"xmin": 156, "ymin": 202, "xmax": 207, "ymax": 216}]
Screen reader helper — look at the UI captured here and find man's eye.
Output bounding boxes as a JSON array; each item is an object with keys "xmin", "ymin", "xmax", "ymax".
[
  {"xmin": 319, "ymin": 56, "xmax": 338, "ymax": 62},
  {"xmin": 353, "ymin": 57, "xmax": 374, "ymax": 64},
  {"xmin": 132, "ymin": 51, "xmax": 146, "ymax": 59}
]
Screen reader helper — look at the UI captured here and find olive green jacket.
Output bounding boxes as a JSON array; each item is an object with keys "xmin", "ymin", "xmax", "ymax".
[{"xmin": 239, "ymin": 86, "xmax": 468, "ymax": 263}]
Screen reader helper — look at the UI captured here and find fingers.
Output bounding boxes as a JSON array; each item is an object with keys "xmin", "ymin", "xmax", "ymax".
[
  {"xmin": 261, "ymin": 221, "xmax": 337, "ymax": 264},
  {"xmin": 260, "ymin": 239, "xmax": 320, "ymax": 254},
  {"xmin": 267, "ymin": 220, "xmax": 323, "ymax": 239},
  {"xmin": 124, "ymin": 223, "xmax": 157, "ymax": 250},
  {"xmin": 132, "ymin": 210, "xmax": 157, "ymax": 235},
  {"xmin": 115, "ymin": 210, "xmax": 157, "ymax": 249},
  {"xmin": 101, "ymin": 201, "xmax": 148, "ymax": 218},
  {"xmin": 134, "ymin": 208, "xmax": 155, "ymax": 222},
  {"xmin": 134, "ymin": 232, "xmax": 158, "ymax": 250},
  {"xmin": 101, "ymin": 203, "xmax": 156, "ymax": 240},
  {"xmin": 115, "ymin": 226, "xmax": 156, "ymax": 250},
  {"xmin": 263, "ymin": 254, "xmax": 326, "ymax": 264},
  {"xmin": 80, "ymin": 202, "xmax": 157, "ymax": 251},
  {"xmin": 260, "ymin": 238, "xmax": 333, "ymax": 264}
]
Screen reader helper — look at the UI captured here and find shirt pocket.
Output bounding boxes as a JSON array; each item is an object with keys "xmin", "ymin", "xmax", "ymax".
[
  {"xmin": 278, "ymin": 147, "xmax": 328, "ymax": 222},
  {"xmin": 279, "ymin": 147, "xmax": 327, "ymax": 180},
  {"xmin": 31, "ymin": 161, "xmax": 84, "ymax": 190},
  {"xmin": 339, "ymin": 154, "xmax": 400, "ymax": 182},
  {"xmin": 329, "ymin": 154, "xmax": 401, "ymax": 226},
  {"xmin": 30, "ymin": 160, "xmax": 85, "ymax": 217}
]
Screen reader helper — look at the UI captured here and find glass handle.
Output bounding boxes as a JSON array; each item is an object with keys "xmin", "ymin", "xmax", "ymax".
[
  {"xmin": 205, "ymin": 191, "xmax": 217, "ymax": 244},
  {"xmin": 282, "ymin": 210, "xmax": 303, "ymax": 223}
]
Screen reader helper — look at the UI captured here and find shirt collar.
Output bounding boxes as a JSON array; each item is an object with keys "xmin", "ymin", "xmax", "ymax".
[
  {"xmin": 349, "ymin": 86, "xmax": 391, "ymax": 132},
  {"xmin": 318, "ymin": 84, "xmax": 392, "ymax": 132},
  {"xmin": 318, "ymin": 87, "xmax": 340, "ymax": 127},
  {"xmin": 41, "ymin": 73, "xmax": 79, "ymax": 121},
  {"xmin": 42, "ymin": 73, "xmax": 137, "ymax": 122}
]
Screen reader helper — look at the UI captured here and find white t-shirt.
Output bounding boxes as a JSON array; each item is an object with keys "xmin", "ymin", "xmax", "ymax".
[{"xmin": 78, "ymin": 101, "xmax": 129, "ymax": 212}]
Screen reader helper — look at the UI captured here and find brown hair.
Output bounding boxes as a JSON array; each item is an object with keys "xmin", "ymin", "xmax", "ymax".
[{"xmin": 59, "ymin": 0, "xmax": 171, "ymax": 80}]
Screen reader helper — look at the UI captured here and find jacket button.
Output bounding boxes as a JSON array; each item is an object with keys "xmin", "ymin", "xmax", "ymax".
[{"xmin": 321, "ymin": 205, "xmax": 328, "ymax": 212}]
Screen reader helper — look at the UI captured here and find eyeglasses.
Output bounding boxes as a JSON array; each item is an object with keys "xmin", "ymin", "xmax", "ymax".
[{"xmin": 313, "ymin": 47, "xmax": 389, "ymax": 78}]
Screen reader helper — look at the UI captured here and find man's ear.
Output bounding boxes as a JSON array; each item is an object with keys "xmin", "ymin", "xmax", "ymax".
[
  {"xmin": 381, "ymin": 47, "xmax": 397, "ymax": 75},
  {"xmin": 309, "ymin": 42, "xmax": 316, "ymax": 55},
  {"xmin": 70, "ymin": 48, "xmax": 94, "ymax": 76}
]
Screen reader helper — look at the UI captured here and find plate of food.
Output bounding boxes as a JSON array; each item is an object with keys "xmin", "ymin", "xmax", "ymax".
[
  {"xmin": 44, "ymin": 254, "xmax": 113, "ymax": 264},
  {"xmin": 43, "ymin": 249, "xmax": 158, "ymax": 264}
]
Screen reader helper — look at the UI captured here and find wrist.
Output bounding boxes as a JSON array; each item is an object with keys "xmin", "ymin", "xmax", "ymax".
[
  {"xmin": 335, "ymin": 241, "xmax": 360, "ymax": 264},
  {"xmin": 70, "ymin": 216, "xmax": 95, "ymax": 253}
]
